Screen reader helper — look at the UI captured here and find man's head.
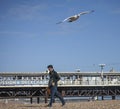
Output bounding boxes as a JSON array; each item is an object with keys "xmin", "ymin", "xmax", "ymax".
[{"xmin": 47, "ymin": 65, "xmax": 54, "ymax": 72}]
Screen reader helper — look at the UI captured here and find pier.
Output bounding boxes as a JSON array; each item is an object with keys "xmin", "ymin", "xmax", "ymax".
[{"xmin": 0, "ymin": 72, "xmax": 120, "ymax": 103}]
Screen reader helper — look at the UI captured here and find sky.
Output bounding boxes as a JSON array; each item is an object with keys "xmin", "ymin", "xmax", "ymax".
[{"xmin": 0, "ymin": 0, "xmax": 120, "ymax": 72}]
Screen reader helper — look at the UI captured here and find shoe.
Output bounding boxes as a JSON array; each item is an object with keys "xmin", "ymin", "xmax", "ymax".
[
  {"xmin": 45, "ymin": 104, "xmax": 52, "ymax": 107},
  {"xmin": 62, "ymin": 102, "xmax": 65, "ymax": 106}
]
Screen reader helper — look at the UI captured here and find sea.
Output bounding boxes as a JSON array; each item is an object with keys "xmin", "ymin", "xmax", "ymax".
[{"xmin": 1, "ymin": 96, "xmax": 120, "ymax": 104}]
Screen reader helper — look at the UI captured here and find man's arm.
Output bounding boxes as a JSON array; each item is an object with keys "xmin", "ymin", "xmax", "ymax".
[{"xmin": 55, "ymin": 72, "xmax": 60, "ymax": 82}]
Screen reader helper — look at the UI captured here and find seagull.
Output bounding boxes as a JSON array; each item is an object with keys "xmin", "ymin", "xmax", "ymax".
[{"xmin": 56, "ymin": 10, "xmax": 94, "ymax": 24}]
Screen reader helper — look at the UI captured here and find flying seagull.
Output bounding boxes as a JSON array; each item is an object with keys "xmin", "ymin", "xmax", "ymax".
[{"xmin": 56, "ymin": 10, "xmax": 94, "ymax": 24}]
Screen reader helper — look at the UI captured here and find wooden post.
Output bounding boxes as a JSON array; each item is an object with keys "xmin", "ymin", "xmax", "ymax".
[
  {"xmin": 37, "ymin": 97, "xmax": 40, "ymax": 104},
  {"xmin": 112, "ymin": 96, "xmax": 115, "ymax": 100},
  {"xmin": 102, "ymin": 96, "xmax": 104, "ymax": 100},
  {"xmin": 30, "ymin": 97, "xmax": 33, "ymax": 104}
]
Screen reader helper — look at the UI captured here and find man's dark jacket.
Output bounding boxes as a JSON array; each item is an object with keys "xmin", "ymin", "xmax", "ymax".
[{"xmin": 48, "ymin": 70, "xmax": 60, "ymax": 88}]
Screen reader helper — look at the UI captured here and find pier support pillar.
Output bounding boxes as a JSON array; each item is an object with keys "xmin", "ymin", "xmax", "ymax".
[
  {"xmin": 37, "ymin": 97, "xmax": 40, "ymax": 104},
  {"xmin": 112, "ymin": 96, "xmax": 115, "ymax": 100},
  {"xmin": 45, "ymin": 96, "xmax": 48, "ymax": 103},
  {"xmin": 102, "ymin": 96, "xmax": 104, "ymax": 100},
  {"xmin": 30, "ymin": 97, "xmax": 33, "ymax": 104}
]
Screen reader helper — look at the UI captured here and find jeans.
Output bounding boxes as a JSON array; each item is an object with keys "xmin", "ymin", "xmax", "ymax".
[{"xmin": 49, "ymin": 86, "xmax": 65, "ymax": 106}]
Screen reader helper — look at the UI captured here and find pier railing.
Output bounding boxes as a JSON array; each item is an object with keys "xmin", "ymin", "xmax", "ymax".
[
  {"xmin": 0, "ymin": 72, "xmax": 120, "ymax": 87},
  {"xmin": 0, "ymin": 79, "xmax": 120, "ymax": 87}
]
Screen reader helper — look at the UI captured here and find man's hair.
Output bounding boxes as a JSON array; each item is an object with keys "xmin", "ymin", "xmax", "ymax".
[{"xmin": 47, "ymin": 65, "xmax": 53, "ymax": 68}]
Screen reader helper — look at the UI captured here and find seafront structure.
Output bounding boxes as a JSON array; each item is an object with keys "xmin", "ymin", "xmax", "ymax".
[{"xmin": 0, "ymin": 72, "xmax": 120, "ymax": 103}]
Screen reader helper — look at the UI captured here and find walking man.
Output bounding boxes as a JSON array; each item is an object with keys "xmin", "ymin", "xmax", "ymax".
[{"xmin": 47, "ymin": 65, "xmax": 65, "ymax": 107}]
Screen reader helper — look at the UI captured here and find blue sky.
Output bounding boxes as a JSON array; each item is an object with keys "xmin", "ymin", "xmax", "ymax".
[{"xmin": 0, "ymin": 0, "xmax": 120, "ymax": 72}]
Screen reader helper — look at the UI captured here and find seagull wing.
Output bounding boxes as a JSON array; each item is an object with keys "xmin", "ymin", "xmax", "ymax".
[
  {"xmin": 56, "ymin": 10, "xmax": 94, "ymax": 24},
  {"xmin": 78, "ymin": 10, "xmax": 94, "ymax": 16},
  {"xmin": 56, "ymin": 17, "xmax": 70, "ymax": 24}
]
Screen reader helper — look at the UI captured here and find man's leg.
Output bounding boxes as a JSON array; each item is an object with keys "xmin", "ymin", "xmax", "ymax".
[
  {"xmin": 55, "ymin": 88, "xmax": 65, "ymax": 105},
  {"xmin": 49, "ymin": 87, "xmax": 55, "ymax": 107}
]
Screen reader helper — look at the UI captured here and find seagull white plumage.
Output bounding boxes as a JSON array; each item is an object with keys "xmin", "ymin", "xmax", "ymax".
[{"xmin": 56, "ymin": 10, "xmax": 94, "ymax": 24}]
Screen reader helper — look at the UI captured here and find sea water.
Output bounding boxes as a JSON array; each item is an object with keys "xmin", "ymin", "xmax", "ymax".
[{"xmin": 1, "ymin": 96, "xmax": 120, "ymax": 104}]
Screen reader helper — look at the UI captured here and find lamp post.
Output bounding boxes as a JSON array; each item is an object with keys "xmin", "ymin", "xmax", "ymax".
[{"xmin": 99, "ymin": 64, "xmax": 105, "ymax": 79}]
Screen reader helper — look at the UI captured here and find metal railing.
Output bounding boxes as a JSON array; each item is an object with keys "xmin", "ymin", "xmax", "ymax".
[{"xmin": 0, "ymin": 79, "xmax": 120, "ymax": 86}]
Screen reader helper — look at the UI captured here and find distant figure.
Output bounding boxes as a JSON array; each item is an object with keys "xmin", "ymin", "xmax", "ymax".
[
  {"xmin": 46, "ymin": 65, "xmax": 65, "ymax": 107},
  {"xmin": 110, "ymin": 67, "xmax": 114, "ymax": 72}
]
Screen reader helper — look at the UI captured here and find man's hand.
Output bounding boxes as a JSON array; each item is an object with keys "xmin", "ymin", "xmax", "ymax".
[{"xmin": 52, "ymin": 82, "xmax": 55, "ymax": 86}]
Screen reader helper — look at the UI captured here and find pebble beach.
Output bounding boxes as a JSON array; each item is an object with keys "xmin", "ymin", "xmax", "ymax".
[{"xmin": 0, "ymin": 100, "xmax": 120, "ymax": 109}]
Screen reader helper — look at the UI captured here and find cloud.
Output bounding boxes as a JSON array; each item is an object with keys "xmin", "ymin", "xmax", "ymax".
[{"xmin": 2, "ymin": 3, "xmax": 48, "ymax": 20}]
